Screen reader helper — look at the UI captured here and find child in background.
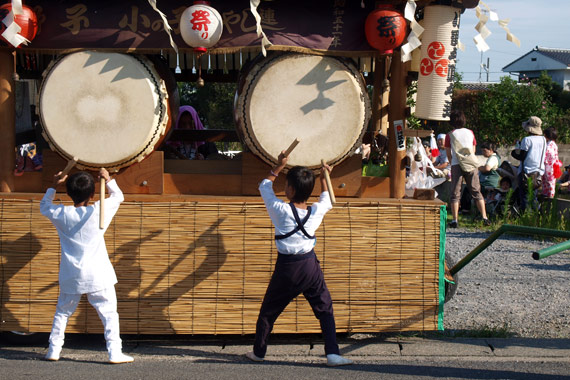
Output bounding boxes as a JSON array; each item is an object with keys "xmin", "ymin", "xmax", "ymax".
[
  {"xmin": 486, "ymin": 176, "xmax": 512, "ymax": 204},
  {"xmin": 40, "ymin": 168, "xmax": 133, "ymax": 364},
  {"xmin": 246, "ymin": 151, "xmax": 352, "ymax": 367}
]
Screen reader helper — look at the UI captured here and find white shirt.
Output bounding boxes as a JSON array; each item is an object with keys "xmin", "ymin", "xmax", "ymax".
[
  {"xmin": 259, "ymin": 179, "xmax": 332, "ymax": 255},
  {"xmin": 445, "ymin": 128, "xmax": 476, "ymax": 166},
  {"xmin": 485, "ymin": 154, "xmax": 499, "ymax": 170},
  {"xmin": 40, "ymin": 179, "xmax": 124, "ymax": 294},
  {"xmin": 519, "ymin": 135, "xmax": 546, "ymax": 175}
]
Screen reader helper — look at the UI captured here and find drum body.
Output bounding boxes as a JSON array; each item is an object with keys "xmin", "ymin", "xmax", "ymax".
[
  {"xmin": 39, "ymin": 51, "xmax": 173, "ymax": 171},
  {"xmin": 235, "ymin": 53, "xmax": 371, "ymax": 170}
]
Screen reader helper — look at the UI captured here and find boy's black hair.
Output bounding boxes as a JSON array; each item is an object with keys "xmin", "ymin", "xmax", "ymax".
[
  {"xmin": 544, "ymin": 127, "xmax": 557, "ymax": 141},
  {"xmin": 285, "ymin": 166, "xmax": 315, "ymax": 203},
  {"xmin": 66, "ymin": 171, "xmax": 95, "ymax": 205}
]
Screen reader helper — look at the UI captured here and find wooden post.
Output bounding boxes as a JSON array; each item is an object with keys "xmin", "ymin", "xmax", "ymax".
[
  {"xmin": 371, "ymin": 54, "xmax": 391, "ymax": 137},
  {"xmin": 371, "ymin": 55, "xmax": 392, "ymax": 138},
  {"xmin": 0, "ymin": 51, "xmax": 15, "ymax": 193},
  {"xmin": 380, "ymin": 56, "xmax": 391, "ymax": 136},
  {"xmin": 388, "ymin": 50, "xmax": 409, "ymax": 199},
  {"xmin": 371, "ymin": 54, "xmax": 383, "ymax": 135}
]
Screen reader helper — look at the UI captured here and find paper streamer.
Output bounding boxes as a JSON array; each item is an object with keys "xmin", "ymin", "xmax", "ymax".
[
  {"xmin": 250, "ymin": 0, "xmax": 272, "ymax": 56},
  {"xmin": 401, "ymin": 0, "xmax": 424, "ymax": 62},
  {"xmin": 1, "ymin": 0, "xmax": 30, "ymax": 48},
  {"xmin": 473, "ymin": 1, "xmax": 520, "ymax": 50},
  {"xmin": 147, "ymin": 0, "xmax": 178, "ymax": 53},
  {"xmin": 473, "ymin": 33, "xmax": 489, "ymax": 52}
]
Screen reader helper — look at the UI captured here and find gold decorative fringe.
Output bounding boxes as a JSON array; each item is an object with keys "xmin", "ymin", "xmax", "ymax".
[{"xmin": 0, "ymin": 198, "xmax": 440, "ymax": 335}]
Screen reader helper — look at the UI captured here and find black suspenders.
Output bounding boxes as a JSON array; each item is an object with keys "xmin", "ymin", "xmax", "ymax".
[{"xmin": 275, "ymin": 203, "xmax": 315, "ymax": 240}]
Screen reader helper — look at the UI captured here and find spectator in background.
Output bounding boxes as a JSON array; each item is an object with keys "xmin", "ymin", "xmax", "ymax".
[
  {"xmin": 164, "ymin": 106, "xmax": 218, "ymax": 160},
  {"xmin": 422, "ymin": 140, "xmax": 433, "ymax": 164},
  {"xmin": 511, "ymin": 116, "xmax": 546, "ymax": 210},
  {"xmin": 478, "ymin": 141, "xmax": 501, "ymax": 194},
  {"xmin": 541, "ymin": 127, "xmax": 560, "ymax": 199},
  {"xmin": 433, "ymin": 134, "xmax": 450, "ymax": 175},
  {"xmin": 446, "ymin": 110, "xmax": 490, "ymax": 227},
  {"xmin": 558, "ymin": 164, "xmax": 570, "ymax": 193}
]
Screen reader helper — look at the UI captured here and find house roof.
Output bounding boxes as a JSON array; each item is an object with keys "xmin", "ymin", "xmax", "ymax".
[
  {"xmin": 503, "ymin": 46, "xmax": 570, "ymax": 72},
  {"xmin": 460, "ymin": 81, "xmax": 495, "ymax": 91},
  {"xmin": 537, "ymin": 47, "xmax": 570, "ymax": 66}
]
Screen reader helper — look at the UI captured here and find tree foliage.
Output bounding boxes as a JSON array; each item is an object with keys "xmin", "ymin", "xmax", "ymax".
[
  {"xmin": 454, "ymin": 76, "xmax": 570, "ymax": 146},
  {"xmin": 178, "ymin": 81, "xmax": 242, "ymax": 151},
  {"xmin": 178, "ymin": 82, "xmax": 236, "ymax": 130}
]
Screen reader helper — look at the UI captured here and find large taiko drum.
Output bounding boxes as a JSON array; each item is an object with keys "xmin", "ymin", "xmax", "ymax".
[
  {"xmin": 235, "ymin": 53, "xmax": 371, "ymax": 170},
  {"xmin": 39, "ymin": 51, "xmax": 174, "ymax": 171}
]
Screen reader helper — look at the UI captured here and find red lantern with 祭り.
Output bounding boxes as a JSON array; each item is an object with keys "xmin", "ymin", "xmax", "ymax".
[
  {"xmin": 364, "ymin": 4, "xmax": 407, "ymax": 55},
  {"xmin": 180, "ymin": 1, "xmax": 223, "ymax": 53},
  {"xmin": 0, "ymin": 3, "xmax": 38, "ymax": 45}
]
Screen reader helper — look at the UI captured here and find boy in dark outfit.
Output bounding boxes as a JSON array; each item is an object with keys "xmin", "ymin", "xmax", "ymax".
[{"xmin": 246, "ymin": 151, "xmax": 352, "ymax": 367}]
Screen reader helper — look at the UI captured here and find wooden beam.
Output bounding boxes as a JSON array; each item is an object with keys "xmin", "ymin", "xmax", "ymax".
[
  {"xmin": 169, "ymin": 129, "xmax": 239, "ymax": 142},
  {"xmin": 403, "ymin": 129, "xmax": 434, "ymax": 138}
]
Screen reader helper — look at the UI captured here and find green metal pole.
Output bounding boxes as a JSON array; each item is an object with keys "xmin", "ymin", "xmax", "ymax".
[
  {"xmin": 502, "ymin": 224, "xmax": 570, "ymax": 239},
  {"xmin": 449, "ymin": 224, "xmax": 570, "ymax": 276},
  {"xmin": 532, "ymin": 240, "xmax": 570, "ymax": 260},
  {"xmin": 449, "ymin": 225, "xmax": 506, "ymax": 276}
]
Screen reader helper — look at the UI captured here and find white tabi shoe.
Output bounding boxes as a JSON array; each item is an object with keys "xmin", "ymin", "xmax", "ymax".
[
  {"xmin": 45, "ymin": 346, "xmax": 62, "ymax": 361},
  {"xmin": 245, "ymin": 351, "xmax": 264, "ymax": 362},
  {"xmin": 109, "ymin": 352, "xmax": 134, "ymax": 364},
  {"xmin": 326, "ymin": 354, "xmax": 353, "ymax": 367}
]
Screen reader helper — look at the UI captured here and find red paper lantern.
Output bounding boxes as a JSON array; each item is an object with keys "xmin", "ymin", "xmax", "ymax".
[
  {"xmin": 0, "ymin": 4, "xmax": 38, "ymax": 45},
  {"xmin": 365, "ymin": 5, "xmax": 407, "ymax": 54}
]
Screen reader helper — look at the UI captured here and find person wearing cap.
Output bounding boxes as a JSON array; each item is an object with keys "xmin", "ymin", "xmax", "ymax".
[
  {"xmin": 511, "ymin": 116, "xmax": 547, "ymax": 211},
  {"xmin": 433, "ymin": 133, "xmax": 450, "ymax": 174}
]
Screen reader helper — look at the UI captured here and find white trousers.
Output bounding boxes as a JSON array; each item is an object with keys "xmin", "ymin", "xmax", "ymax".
[{"xmin": 49, "ymin": 286, "xmax": 122, "ymax": 352}]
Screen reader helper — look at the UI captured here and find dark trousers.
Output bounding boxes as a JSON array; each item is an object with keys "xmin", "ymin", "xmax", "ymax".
[
  {"xmin": 253, "ymin": 250, "xmax": 340, "ymax": 358},
  {"xmin": 518, "ymin": 171, "xmax": 541, "ymax": 211}
]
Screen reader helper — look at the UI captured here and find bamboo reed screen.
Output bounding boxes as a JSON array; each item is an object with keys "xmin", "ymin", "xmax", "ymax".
[{"xmin": 0, "ymin": 197, "xmax": 442, "ymax": 334}]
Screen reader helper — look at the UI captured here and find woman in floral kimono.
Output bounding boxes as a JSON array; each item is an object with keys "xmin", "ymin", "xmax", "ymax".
[{"xmin": 541, "ymin": 127, "xmax": 560, "ymax": 199}]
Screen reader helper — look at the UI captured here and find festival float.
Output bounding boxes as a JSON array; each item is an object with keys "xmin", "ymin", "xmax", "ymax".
[{"xmin": 0, "ymin": 0, "xmax": 480, "ymax": 337}]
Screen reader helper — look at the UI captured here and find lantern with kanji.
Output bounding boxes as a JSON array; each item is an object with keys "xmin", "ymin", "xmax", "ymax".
[
  {"xmin": 364, "ymin": 4, "xmax": 407, "ymax": 55},
  {"xmin": 180, "ymin": 1, "xmax": 223, "ymax": 53},
  {"xmin": 415, "ymin": 5, "xmax": 461, "ymax": 121},
  {"xmin": 0, "ymin": 3, "xmax": 38, "ymax": 46}
]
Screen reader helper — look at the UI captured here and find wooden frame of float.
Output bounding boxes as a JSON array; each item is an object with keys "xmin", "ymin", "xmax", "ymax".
[{"xmin": 0, "ymin": 6, "xmax": 450, "ymax": 334}]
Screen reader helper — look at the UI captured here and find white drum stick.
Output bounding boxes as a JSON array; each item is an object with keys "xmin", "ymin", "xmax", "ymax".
[
  {"xmin": 284, "ymin": 138, "xmax": 300, "ymax": 157},
  {"xmin": 60, "ymin": 157, "xmax": 78, "ymax": 177},
  {"xmin": 321, "ymin": 159, "xmax": 336, "ymax": 205},
  {"xmin": 99, "ymin": 169, "xmax": 105, "ymax": 230}
]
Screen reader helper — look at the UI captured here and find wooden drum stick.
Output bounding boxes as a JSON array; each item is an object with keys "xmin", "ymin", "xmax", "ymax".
[
  {"xmin": 99, "ymin": 169, "xmax": 105, "ymax": 230},
  {"xmin": 284, "ymin": 138, "xmax": 300, "ymax": 157},
  {"xmin": 61, "ymin": 157, "xmax": 78, "ymax": 177},
  {"xmin": 321, "ymin": 159, "xmax": 336, "ymax": 205}
]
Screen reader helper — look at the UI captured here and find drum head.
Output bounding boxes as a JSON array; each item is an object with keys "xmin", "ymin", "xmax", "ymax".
[
  {"xmin": 39, "ymin": 51, "xmax": 169, "ymax": 170},
  {"xmin": 236, "ymin": 53, "xmax": 371, "ymax": 169}
]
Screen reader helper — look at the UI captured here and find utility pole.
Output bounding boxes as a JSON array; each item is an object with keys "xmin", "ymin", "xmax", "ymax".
[{"xmin": 478, "ymin": 51, "xmax": 483, "ymax": 82}]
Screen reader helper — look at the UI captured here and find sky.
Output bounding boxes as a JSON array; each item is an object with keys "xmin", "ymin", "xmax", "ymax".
[{"xmin": 455, "ymin": 0, "xmax": 570, "ymax": 82}]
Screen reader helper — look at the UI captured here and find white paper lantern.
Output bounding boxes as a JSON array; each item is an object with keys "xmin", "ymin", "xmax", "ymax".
[
  {"xmin": 180, "ymin": 2, "xmax": 223, "ymax": 52},
  {"xmin": 415, "ymin": 5, "xmax": 461, "ymax": 121}
]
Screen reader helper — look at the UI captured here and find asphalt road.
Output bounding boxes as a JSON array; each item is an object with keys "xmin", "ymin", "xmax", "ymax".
[{"xmin": 2, "ymin": 333, "xmax": 569, "ymax": 380}]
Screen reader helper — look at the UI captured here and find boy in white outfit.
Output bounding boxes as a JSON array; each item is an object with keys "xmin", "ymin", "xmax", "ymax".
[{"xmin": 40, "ymin": 167, "xmax": 133, "ymax": 364}]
